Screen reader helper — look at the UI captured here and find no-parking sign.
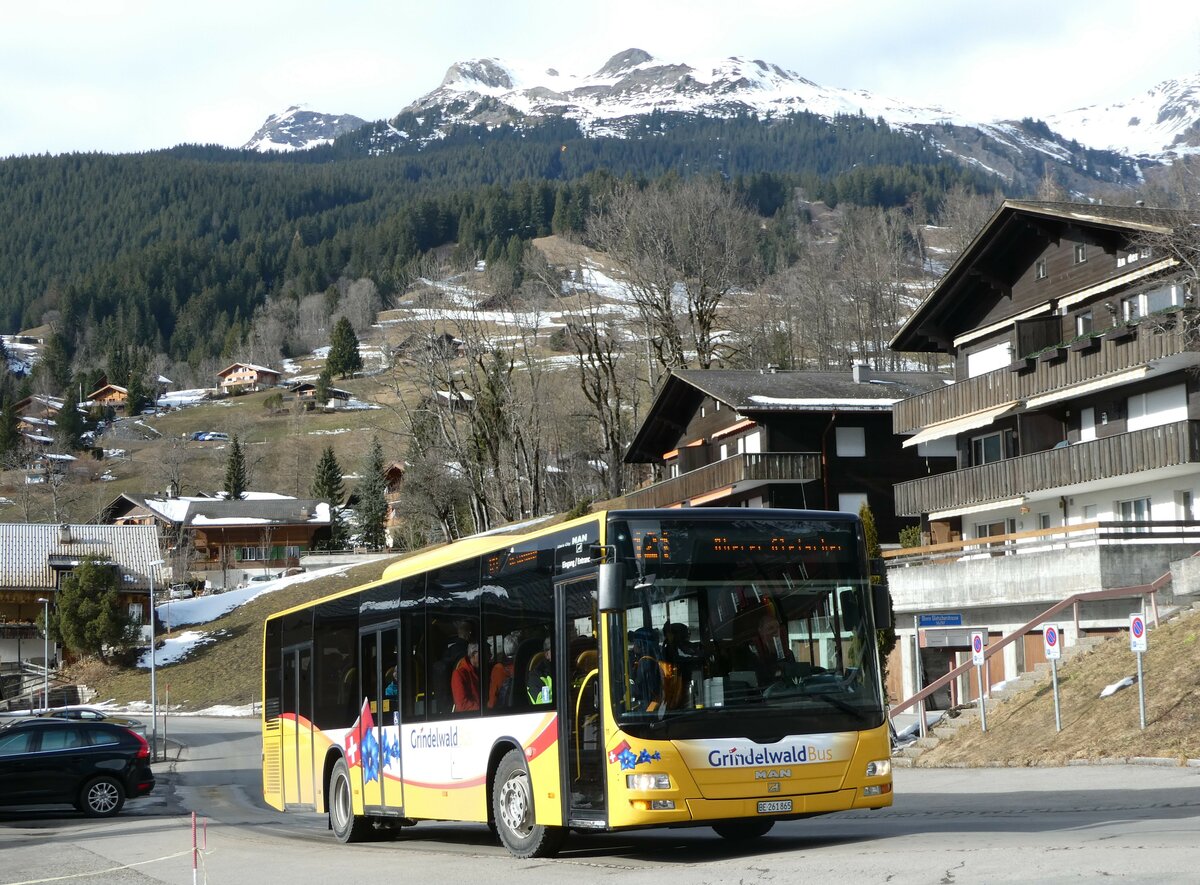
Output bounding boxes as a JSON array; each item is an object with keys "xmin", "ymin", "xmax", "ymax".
[
  {"xmin": 1130, "ymin": 613, "xmax": 1147, "ymax": 653},
  {"xmin": 970, "ymin": 630, "xmax": 986, "ymax": 666},
  {"xmin": 1044, "ymin": 625, "xmax": 1062, "ymax": 661}
]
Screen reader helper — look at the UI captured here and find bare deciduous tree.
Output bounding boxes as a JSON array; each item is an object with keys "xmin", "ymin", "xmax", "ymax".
[{"xmin": 588, "ymin": 177, "xmax": 760, "ymax": 378}]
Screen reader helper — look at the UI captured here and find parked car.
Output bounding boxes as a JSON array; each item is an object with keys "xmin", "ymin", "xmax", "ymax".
[
  {"xmin": 167, "ymin": 583, "xmax": 194, "ymax": 600},
  {"xmin": 38, "ymin": 707, "xmax": 148, "ymax": 737},
  {"xmin": 0, "ymin": 719, "xmax": 155, "ymax": 816}
]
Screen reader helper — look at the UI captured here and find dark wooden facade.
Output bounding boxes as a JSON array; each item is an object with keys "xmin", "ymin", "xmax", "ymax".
[{"xmin": 622, "ymin": 369, "xmax": 955, "ymax": 542}]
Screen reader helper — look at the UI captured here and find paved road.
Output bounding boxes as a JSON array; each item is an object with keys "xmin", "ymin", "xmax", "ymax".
[{"xmin": 2, "ymin": 716, "xmax": 1199, "ymax": 883}]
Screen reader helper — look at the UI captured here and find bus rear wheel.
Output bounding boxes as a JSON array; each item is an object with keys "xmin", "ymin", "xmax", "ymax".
[
  {"xmin": 492, "ymin": 749, "xmax": 564, "ymax": 858},
  {"xmin": 712, "ymin": 819, "xmax": 775, "ymax": 840},
  {"xmin": 330, "ymin": 758, "xmax": 372, "ymax": 843}
]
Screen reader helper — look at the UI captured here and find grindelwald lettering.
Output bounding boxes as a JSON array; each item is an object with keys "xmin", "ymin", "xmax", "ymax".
[
  {"xmin": 410, "ymin": 726, "xmax": 459, "ymax": 749},
  {"xmin": 707, "ymin": 744, "xmax": 832, "ymax": 767}
]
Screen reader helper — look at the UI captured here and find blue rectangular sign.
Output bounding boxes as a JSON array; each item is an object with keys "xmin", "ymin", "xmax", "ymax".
[{"xmin": 918, "ymin": 613, "xmax": 963, "ymax": 628}]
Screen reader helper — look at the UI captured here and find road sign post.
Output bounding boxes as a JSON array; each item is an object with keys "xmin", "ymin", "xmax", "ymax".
[
  {"xmin": 971, "ymin": 630, "xmax": 987, "ymax": 733},
  {"xmin": 1130, "ymin": 613, "xmax": 1147, "ymax": 730},
  {"xmin": 913, "ymin": 616, "xmax": 926, "ymax": 738},
  {"xmin": 1044, "ymin": 625, "xmax": 1062, "ymax": 732}
]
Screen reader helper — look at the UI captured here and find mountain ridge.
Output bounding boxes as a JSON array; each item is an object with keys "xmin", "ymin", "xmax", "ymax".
[{"xmin": 246, "ymin": 48, "xmax": 1200, "ymax": 167}]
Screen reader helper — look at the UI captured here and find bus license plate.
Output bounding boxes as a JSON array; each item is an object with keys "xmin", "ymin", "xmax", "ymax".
[{"xmin": 757, "ymin": 799, "xmax": 792, "ymax": 814}]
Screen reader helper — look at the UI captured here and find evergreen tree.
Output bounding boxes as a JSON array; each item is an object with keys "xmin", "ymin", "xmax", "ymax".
[
  {"xmin": 34, "ymin": 332, "xmax": 73, "ymax": 394},
  {"xmin": 55, "ymin": 386, "xmax": 85, "ymax": 450},
  {"xmin": 314, "ymin": 366, "xmax": 332, "ymax": 405},
  {"xmin": 859, "ymin": 501, "xmax": 897, "ymax": 697},
  {"xmin": 55, "ymin": 555, "xmax": 140, "ymax": 661},
  {"xmin": 224, "ymin": 434, "xmax": 248, "ymax": 500},
  {"xmin": 126, "ymin": 373, "xmax": 151, "ymax": 417},
  {"xmin": 0, "ymin": 400, "xmax": 19, "ymax": 462},
  {"xmin": 356, "ymin": 437, "xmax": 389, "ymax": 549},
  {"xmin": 327, "ymin": 316, "xmax": 363, "ymax": 379},
  {"xmin": 311, "ymin": 445, "xmax": 347, "ymax": 549}
]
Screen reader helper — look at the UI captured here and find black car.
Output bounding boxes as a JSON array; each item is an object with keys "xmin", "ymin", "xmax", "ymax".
[{"xmin": 0, "ymin": 719, "xmax": 155, "ymax": 816}]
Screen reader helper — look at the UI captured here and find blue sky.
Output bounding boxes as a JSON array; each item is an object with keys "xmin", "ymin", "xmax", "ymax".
[{"xmin": 3, "ymin": 0, "xmax": 1199, "ymax": 157}]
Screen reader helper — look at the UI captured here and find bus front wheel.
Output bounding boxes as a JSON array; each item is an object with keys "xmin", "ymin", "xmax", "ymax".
[
  {"xmin": 712, "ymin": 819, "xmax": 775, "ymax": 840},
  {"xmin": 330, "ymin": 758, "xmax": 372, "ymax": 843},
  {"xmin": 492, "ymin": 749, "xmax": 564, "ymax": 858}
]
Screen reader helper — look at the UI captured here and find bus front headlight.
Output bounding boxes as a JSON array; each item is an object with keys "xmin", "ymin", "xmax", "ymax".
[
  {"xmin": 627, "ymin": 773, "xmax": 672, "ymax": 791},
  {"xmin": 865, "ymin": 759, "xmax": 891, "ymax": 778}
]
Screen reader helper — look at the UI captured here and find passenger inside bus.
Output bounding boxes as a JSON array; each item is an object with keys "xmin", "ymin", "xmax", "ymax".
[
  {"xmin": 488, "ymin": 633, "xmax": 518, "ymax": 708},
  {"xmin": 526, "ymin": 638, "xmax": 553, "ymax": 704},
  {"xmin": 630, "ymin": 627, "xmax": 662, "ymax": 710},
  {"xmin": 451, "ymin": 642, "xmax": 481, "ymax": 711}
]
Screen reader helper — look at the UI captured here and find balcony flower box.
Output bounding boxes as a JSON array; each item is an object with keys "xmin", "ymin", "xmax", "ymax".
[
  {"xmin": 1102, "ymin": 324, "xmax": 1136, "ymax": 343},
  {"xmin": 1007, "ymin": 356, "xmax": 1035, "ymax": 373},
  {"xmin": 1068, "ymin": 335, "xmax": 1100, "ymax": 353},
  {"xmin": 1036, "ymin": 346, "xmax": 1068, "ymax": 364}
]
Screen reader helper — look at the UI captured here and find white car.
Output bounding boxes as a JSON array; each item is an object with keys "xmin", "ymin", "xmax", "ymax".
[{"xmin": 167, "ymin": 584, "xmax": 194, "ymax": 599}]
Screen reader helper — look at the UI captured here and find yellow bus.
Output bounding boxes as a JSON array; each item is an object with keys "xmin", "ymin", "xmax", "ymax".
[{"xmin": 262, "ymin": 508, "xmax": 893, "ymax": 857}]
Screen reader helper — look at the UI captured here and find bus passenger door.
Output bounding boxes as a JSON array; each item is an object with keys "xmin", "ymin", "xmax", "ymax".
[
  {"xmin": 359, "ymin": 627, "xmax": 404, "ymax": 813},
  {"xmin": 281, "ymin": 644, "xmax": 315, "ymax": 807},
  {"xmin": 557, "ymin": 575, "xmax": 606, "ymax": 825}
]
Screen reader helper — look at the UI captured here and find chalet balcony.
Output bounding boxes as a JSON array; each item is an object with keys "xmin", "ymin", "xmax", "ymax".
[
  {"xmin": 613, "ymin": 452, "xmax": 821, "ymax": 510},
  {"xmin": 894, "ymin": 419, "xmax": 1200, "ymax": 517},
  {"xmin": 893, "ymin": 319, "xmax": 1197, "ymax": 434}
]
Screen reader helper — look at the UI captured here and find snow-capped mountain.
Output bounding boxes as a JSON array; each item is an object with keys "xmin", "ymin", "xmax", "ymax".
[
  {"xmin": 1045, "ymin": 73, "xmax": 1200, "ymax": 158},
  {"xmin": 242, "ymin": 49, "xmax": 1200, "ymax": 193},
  {"xmin": 404, "ymin": 48, "xmax": 985, "ymax": 136},
  {"xmin": 242, "ymin": 105, "xmax": 366, "ymax": 152}
]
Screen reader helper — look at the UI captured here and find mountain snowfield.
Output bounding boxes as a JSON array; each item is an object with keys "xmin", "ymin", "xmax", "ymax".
[
  {"xmin": 412, "ymin": 48, "xmax": 985, "ymax": 135},
  {"xmin": 1046, "ymin": 72, "xmax": 1200, "ymax": 157},
  {"xmin": 243, "ymin": 104, "xmax": 366, "ymax": 151},
  {"xmin": 246, "ymin": 49, "xmax": 1200, "ymax": 163}
]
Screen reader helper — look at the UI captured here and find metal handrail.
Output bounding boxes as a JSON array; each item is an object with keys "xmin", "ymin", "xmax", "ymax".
[{"xmin": 888, "ymin": 573, "xmax": 1173, "ymax": 722}]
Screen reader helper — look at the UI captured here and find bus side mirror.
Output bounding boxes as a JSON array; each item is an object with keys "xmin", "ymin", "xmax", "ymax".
[
  {"xmin": 872, "ymin": 583, "xmax": 893, "ymax": 630},
  {"xmin": 598, "ymin": 561, "xmax": 623, "ymax": 612}
]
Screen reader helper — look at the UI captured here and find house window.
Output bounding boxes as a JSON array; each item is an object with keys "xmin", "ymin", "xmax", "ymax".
[
  {"xmin": 743, "ymin": 430, "xmax": 761, "ymax": 454},
  {"xmin": 1074, "ymin": 242, "xmax": 1087, "ymax": 264},
  {"xmin": 970, "ymin": 431, "xmax": 1004, "ymax": 466},
  {"xmin": 1118, "ymin": 497, "xmax": 1152, "ymax": 532},
  {"xmin": 239, "ymin": 546, "xmax": 268, "ymax": 561},
  {"xmin": 1038, "ymin": 513, "xmax": 1051, "ymax": 530},
  {"xmin": 1035, "ymin": 258, "xmax": 1047, "ymax": 280},
  {"xmin": 966, "ymin": 341, "xmax": 1013, "ymax": 378},
  {"xmin": 128, "ymin": 602, "xmax": 144, "ymax": 623},
  {"xmin": 835, "ymin": 426, "xmax": 866, "ymax": 457},
  {"xmin": 1127, "ymin": 383, "xmax": 1187, "ymax": 432},
  {"xmin": 838, "ymin": 492, "xmax": 868, "ymax": 515},
  {"xmin": 1176, "ymin": 490, "xmax": 1194, "ymax": 521},
  {"xmin": 1075, "ymin": 310, "xmax": 1093, "ymax": 336},
  {"xmin": 284, "ymin": 545, "xmax": 301, "ymax": 560}
]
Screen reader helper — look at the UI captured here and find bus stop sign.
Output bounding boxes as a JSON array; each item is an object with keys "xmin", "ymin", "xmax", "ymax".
[{"xmin": 1130, "ymin": 614, "xmax": 1147, "ymax": 653}]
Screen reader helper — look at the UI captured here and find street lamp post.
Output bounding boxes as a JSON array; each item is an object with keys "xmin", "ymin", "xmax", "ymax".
[
  {"xmin": 147, "ymin": 559, "xmax": 165, "ymax": 761},
  {"xmin": 36, "ymin": 597, "xmax": 50, "ymax": 712}
]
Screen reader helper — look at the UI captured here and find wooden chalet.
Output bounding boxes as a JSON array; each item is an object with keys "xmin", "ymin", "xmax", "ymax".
[
  {"xmin": 620, "ymin": 367, "xmax": 955, "ymax": 543},
  {"xmin": 216, "ymin": 363, "xmax": 282, "ymax": 393}
]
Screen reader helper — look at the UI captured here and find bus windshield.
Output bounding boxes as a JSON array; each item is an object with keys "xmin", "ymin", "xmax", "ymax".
[{"xmin": 606, "ymin": 514, "xmax": 884, "ymax": 741}]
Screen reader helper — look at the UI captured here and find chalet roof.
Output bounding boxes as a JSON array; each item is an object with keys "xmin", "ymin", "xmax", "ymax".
[
  {"xmin": 216, "ymin": 362, "xmax": 280, "ymax": 378},
  {"xmin": 97, "ymin": 492, "xmax": 331, "ymax": 528},
  {"xmin": 0, "ymin": 523, "xmax": 162, "ymax": 591},
  {"xmin": 87, "ymin": 383, "xmax": 128, "ymax": 399},
  {"xmin": 626, "ymin": 368, "xmax": 951, "ymax": 462},
  {"xmin": 893, "ymin": 200, "xmax": 1190, "ymax": 353}
]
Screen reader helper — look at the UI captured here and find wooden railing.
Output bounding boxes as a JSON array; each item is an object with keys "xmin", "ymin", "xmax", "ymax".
[
  {"xmin": 892, "ymin": 320, "xmax": 1193, "ymax": 433},
  {"xmin": 608, "ymin": 452, "xmax": 821, "ymax": 510},
  {"xmin": 894, "ymin": 420, "xmax": 1200, "ymax": 516}
]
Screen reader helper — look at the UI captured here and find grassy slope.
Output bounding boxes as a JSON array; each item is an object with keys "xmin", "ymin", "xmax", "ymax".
[
  {"xmin": 79, "ymin": 556, "xmax": 400, "ymax": 710},
  {"xmin": 917, "ymin": 605, "xmax": 1200, "ymax": 765}
]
